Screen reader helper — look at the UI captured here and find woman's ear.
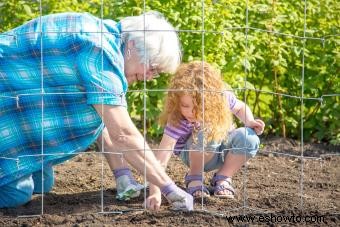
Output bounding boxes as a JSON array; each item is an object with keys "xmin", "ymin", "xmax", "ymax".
[
  {"xmin": 127, "ymin": 40, "xmax": 135, "ymax": 49},
  {"xmin": 125, "ymin": 40, "xmax": 135, "ymax": 60}
]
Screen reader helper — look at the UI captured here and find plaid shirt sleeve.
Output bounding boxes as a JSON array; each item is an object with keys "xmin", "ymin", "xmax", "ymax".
[{"xmin": 75, "ymin": 13, "xmax": 128, "ymax": 107}]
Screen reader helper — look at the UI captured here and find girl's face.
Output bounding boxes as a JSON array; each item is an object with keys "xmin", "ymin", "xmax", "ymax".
[{"xmin": 179, "ymin": 94, "xmax": 196, "ymax": 122}]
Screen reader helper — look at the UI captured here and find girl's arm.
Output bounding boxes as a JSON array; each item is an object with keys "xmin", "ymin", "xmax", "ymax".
[
  {"xmin": 232, "ymin": 99, "xmax": 265, "ymax": 135},
  {"xmin": 146, "ymin": 133, "xmax": 177, "ymax": 210},
  {"xmin": 153, "ymin": 133, "xmax": 177, "ymax": 169}
]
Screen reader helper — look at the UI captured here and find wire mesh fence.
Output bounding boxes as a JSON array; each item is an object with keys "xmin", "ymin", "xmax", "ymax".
[{"xmin": 0, "ymin": 0, "xmax": 339, "ymax": 220}]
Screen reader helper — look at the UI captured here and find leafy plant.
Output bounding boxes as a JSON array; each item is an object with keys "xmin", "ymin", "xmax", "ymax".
[{"xmin": 1, "ymin": 0, "xmax": 338, "ymax": 144}]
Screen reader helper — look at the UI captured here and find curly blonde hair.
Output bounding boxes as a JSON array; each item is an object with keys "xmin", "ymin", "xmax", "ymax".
[{"xmin": 160, "ymin": 61, "xmax": 233, "ymax": 144}]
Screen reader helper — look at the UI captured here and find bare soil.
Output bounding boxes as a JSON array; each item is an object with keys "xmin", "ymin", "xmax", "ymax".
[{"xmin": 1, "ymin": 136, "xmax": 339, "ymax": 226}]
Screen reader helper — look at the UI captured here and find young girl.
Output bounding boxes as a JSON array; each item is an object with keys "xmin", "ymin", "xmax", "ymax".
[{"xmin": 146, "ymin": 61, "xmax": 265, "ymax": 210}]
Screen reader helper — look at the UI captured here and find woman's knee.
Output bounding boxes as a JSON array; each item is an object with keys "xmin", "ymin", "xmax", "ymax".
[
  {"xmin": 0, "ymin": 175, "xmax": 34, "ymax": 208},
  {"xmin": 32, "ymin": 165, "xmax": 55, "ymax": 193},
  {"xmin": 230, "ymin": 127, "xmax": 260, "ymax": 158}
]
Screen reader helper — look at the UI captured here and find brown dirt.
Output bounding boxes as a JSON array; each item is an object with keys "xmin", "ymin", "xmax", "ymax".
[{"xmin": 1, "ymin": 136, "xmax": 339, "ymax": 226}]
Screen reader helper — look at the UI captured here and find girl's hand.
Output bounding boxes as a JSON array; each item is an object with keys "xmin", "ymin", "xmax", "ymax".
[
  {"xmin": 145, "ymin": 191, "xmax": 162, "ymax": 211},
  {"xmin": 245, "ymin": 119, "xmax": 265, "ymax": 135}
]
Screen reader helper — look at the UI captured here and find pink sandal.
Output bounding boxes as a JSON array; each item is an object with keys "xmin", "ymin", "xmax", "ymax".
[
  {"xmin": 211, "ymin": 173, "xmax": 235, "ymax": 199},
  {"xmin": 185, "ymin": 174, "xmax": 210, "ymax": 198}
]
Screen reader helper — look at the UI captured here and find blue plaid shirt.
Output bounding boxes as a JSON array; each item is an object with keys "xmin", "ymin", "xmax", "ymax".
[{"xmin": 0, "ymin": 12, "xmax": 127, "ymax": 187}]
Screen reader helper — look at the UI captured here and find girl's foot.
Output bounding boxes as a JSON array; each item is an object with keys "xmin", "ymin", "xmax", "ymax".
[
  {"xmin": 211, "ymin": 173, "xmax": 235, "ymax": 198},
  {"xmin": 185, "ymin": 174, "xmax": 210, "ymax": 198}
]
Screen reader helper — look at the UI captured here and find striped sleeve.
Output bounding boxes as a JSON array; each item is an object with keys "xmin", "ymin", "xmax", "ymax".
[
  {"xmin": 225, "ymin": 91, "xmax": 237, "ymax": 110},
  {"xmin": 164, "ymin": 123, "xmax": 186, "ymax": 140}
]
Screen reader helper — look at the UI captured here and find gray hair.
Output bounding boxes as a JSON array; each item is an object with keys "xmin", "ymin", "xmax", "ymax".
[{"xmin": 120, "ymin": 11, "xmax": 181, "ymax": 74}]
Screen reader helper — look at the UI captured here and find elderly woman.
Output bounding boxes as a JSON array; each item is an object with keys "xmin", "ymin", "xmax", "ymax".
[{"xmin": 0, "ymin": 12, "xmax": 193, "ymax": 210}]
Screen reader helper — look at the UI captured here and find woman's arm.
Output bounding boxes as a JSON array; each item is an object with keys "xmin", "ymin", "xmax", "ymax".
[
  {"xmin": 93, "ymin": 105, "xmax": 173, "ymax": 188},
  {"xmin": 146, "ymin": 133, "xmax": 177, "ymax": 211}
]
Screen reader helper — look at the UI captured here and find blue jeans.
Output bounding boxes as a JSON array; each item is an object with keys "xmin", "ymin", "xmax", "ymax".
[
  {"xmin": 0, "ymin": 165, "xmax": 54, "ymax": 208},
  {"xmin": 180, "ymin": 127, "xmax": 260, "ymax": 172}
]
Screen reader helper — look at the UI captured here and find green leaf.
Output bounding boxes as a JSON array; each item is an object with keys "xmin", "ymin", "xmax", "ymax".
[
  {"xmin": 243, "ymin": 58, "xmax": 251, "ymax": 71},
  {"xmin": 23, "ymin": 4, "xmax": 32, "ymax": 16}
]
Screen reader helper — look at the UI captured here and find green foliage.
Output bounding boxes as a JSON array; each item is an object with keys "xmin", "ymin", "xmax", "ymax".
[{"xmin": 1, "ymin": 0, "xmax": 338, "ymax": 143}]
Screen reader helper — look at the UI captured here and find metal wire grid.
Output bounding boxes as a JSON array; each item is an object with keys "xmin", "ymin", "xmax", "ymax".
[{"xmin": 0, "ymin": 0, "xmax": 338, "ymax": 219}]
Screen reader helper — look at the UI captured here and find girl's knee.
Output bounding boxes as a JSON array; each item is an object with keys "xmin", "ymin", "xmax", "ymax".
[
  {"xmin": 230, "ymin": 127, "xmax": 260, "ymax": 157},
  {"xmin": 0, "ymin": 175, "xmax": 34, "ymax": 208},
  {"xmin": 191, "ymin": 130, "xmax": 220, "ymax": 151}
]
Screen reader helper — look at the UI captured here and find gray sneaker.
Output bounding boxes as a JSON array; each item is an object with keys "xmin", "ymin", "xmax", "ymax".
[{"xmin": 113, "ymin": 168, "xmax": 145, "ymax": 201}]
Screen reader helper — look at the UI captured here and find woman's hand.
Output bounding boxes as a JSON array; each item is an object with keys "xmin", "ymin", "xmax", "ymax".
[
  {"xmin": 245, "ymin": 119, "xmax": 265, "ymax": 135},
  {"xmin": 145, "ymin": 190, "xmax": 162, "ymax": 211}
]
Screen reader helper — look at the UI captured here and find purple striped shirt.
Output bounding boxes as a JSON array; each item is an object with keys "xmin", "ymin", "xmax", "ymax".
[{"xmin": 164, "ymin": 91, "xmax": 237, "ymax": 155}]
